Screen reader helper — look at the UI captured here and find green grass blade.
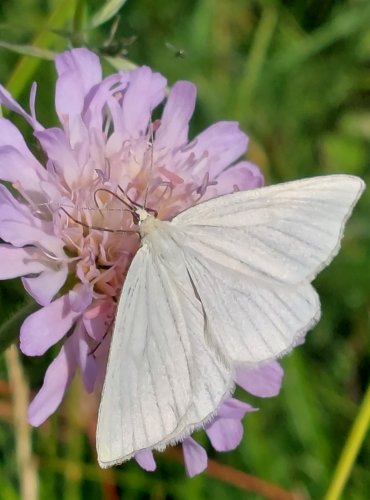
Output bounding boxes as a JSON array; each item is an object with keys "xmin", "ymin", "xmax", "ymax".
[
  {"xmin": 0, "ymin": 41, "xmax": 55, "ymax": 60},
  {"xmin": 90, "ymin": 0, "xmax": 128, "ymax": 29},
  {"xmin": 0, "ymin": 301, "xmax": 39, "ymax": 354},
  {"xmin": 5, "ymin": 0, "xmax": 75, "ymax": 99},
  {"xmin": 324, "ymin": 381, "xmax": 370, "ymax": 500}
]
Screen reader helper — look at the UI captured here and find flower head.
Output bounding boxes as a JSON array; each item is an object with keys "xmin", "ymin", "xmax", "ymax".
[{"xmin": 0, "ymin": 48, "xmax": 280, "ymax": 475}]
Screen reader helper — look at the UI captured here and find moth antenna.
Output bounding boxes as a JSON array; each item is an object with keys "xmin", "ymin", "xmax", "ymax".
[
  {"xmin": 60, "ymin": 207, "xmax": 139, "ymax": 234},
  {"xmin": 94, "ymin": 188, "xmax": 137, "ymax": 214},
  {"xmin": 117, "ymin": 182, "xmax": 158, "ymax": 217},
  {"xmin": 117, "ymin": 184, "xmax": 141, "ymax": 208},
  {"xmin": 93, "ymin": 194, "xmax": 104, "ymax": 218}
]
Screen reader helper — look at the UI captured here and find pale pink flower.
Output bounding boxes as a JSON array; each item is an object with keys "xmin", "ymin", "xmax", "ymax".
[
  {"xmin": 136, "ymin": 362, "xmax": 284, "ymax": 476},
  {"xmin": 0, "ymin": 48, "xmax": 281, "ymax": 476}
]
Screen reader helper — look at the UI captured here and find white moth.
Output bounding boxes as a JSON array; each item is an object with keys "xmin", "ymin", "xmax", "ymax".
[{"xmin": 97, "ymin": 174, "xmax": 365, "ymax": 467}]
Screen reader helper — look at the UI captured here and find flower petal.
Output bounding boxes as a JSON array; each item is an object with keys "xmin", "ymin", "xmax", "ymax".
[
  {"xmin": 55, "ymin": 48, "xmax": 102, "ymax": 122},
  {"xmin": 216, "ymin": 161, "xmax": 264, "ymax": 195},
  {"xmin": 20, "ymin": 294, "xmax": 81, "ymax": 356},
  {"xmin": 56, "ymin": 72, "xmax": 85, "ymax": 122},
  {"xmin": 55, "ymin": 48, "xmax": 102, "ymax": 96},
  {"xmin": 0, "ymin": 85, "xmax": 42, "ymax": 129},
  {"xmin": 182, "ymin": 437, "xmax": 208, "ymax": 477},
  {"xmin": 74, "ymin": 320, "xmax": 97, "ymax": 392},
  {"xmin": 121, "ymin": 66, "xmax": 166, "ymax": 137},
  {"xmin": 35, "ymin": 128, "xmax": 80, "ymax": 187},
  {"xmin": 216, "ymin": 398, "xmax": 254, "ymax": 419},
  {"xmin": 83, "ymin": 74, "xmax": 121, "ymax": 130},
  {"xmin": 190, "ymin": 121, "xmax": 248, "ymax": 178},
  {"xmin": 83, "ymin": 300, "xmax": 115, "ymax": 342},
  {"xmin": 29, "ymin": 82, "xmax": 38, "ymax": 124},
  {"xmin": 28, "ymin": 335, "xmax": 77, "ymax": 426},
  {"xmin": 135, "ymin": 450, "xmax": 157, "ymax": 471},
  {"xmin": 22, "ymin": 265, "xmax": 68, "ymax": 306},
  {"xmin": 236, "ymin": 361, "xmax": 284, "ymax": 398},
  {"xmin": 0, "ymin": 144, "xmax": 47, "ymax": 196},
  {"xmin": 0, "ymin": 118, "xmax": 35, "ymax": 154},
  {"xmin": 0, "ymin": 221, "xmax": 63, "ymax": 257},
  {"xmin": 206, "ymin": 418, "xmax": 244, "ymax": 452},
  {"xmin": 69, "ymin": 285, "xmax": 93, "ymax": 313},
  {"xmin": 0, "ymin": 245, "xmax": 47, "ymax": 279},
  {"xmin": 0, "ymin": 185, "xmax": 65, "ymax": 256},
  {"xmin": 155, "ymin": 81, "xmax": 196, "ymax": 150}
]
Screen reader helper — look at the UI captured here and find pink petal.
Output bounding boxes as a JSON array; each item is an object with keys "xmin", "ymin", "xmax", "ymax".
[
  {"xmin": 27, "ymin": 320, "xmax": 97, "ymax": 424},
  {"xmin": 236, "ymin": 361, "xmax": 284, "ymax": 398},
  {"xmin": 155, "ymin": 81, "xmax": 196, "ymax": 150},
  {"xmin": 0, "ymin": 184, "xmax": 33, "ymax": 220},
  {"xmin": 29, "ymin": 82, "xmax": 38, "ymax": 124},
  {"xmin": 22, "ymin": 265, "xmax": 68, "ymax": 306},
  {"xmin": 80, "ymin": 349, "xmax": 96, "ymax": 393},
  {"xmin": 206, "ymin": 418, "xmax": 244, "ymax": 452},
  {"xmin": 0, "ymin": 85, "xmax": 42, "ymax": 129},
  {"xmin": 92, "ymin": 334, "xmax": 111, "ymax": 390},
  {"xmin": 83, "ymin": 300, "xmax": 115, "ymax": 342},
  {"xmin": 20, "ymin": 294, "xmax": 81, "ymax": 356},
  {"xmin": 28, "ymin": 334, "xmax": 77, "ymax": 426},
  {"xmin": 182, "ymin": 437, "xmax": 208, "ymax": 477},
  {"xmin": 68, "ymin": 285, "xmax": 93, "ymax": 313},
  {"xmin": 190, "ymin": 121, "xmax": 248, "ymax": 178},
  {"xmin": 55, "ymin": 49, "xmax": 102, "ymax": 122},
  {"xmin": 74, "ymin": 321, "xmax": 97, "ymax": 393},
  {"xmin": 121, "ymin": 66, "xmax": 166, "ymax": 137},
  {"xmin": 135, "ymin": 450, "xmax": 157, "ymax": 471},
  {"xmin": 0, "ymin": 220, "xmax": 64, "ymax": 257},
  {"xmin": 67, "ymin": 114, "xmax": 90, "ymax": 153},
  {"xmin": 55, "ymin": 71, "xmax": 86, "ymax": 122},
  {"xmin": 216, "ymin": 161, "xmax": 264, "ymax": 195},
  {"xmin": 0, "ymin": 185, "xmax": 65, "ymax": 256},
  {"xmin": 0, "ymin": 218, "xmax": 62, "ymax": 256},
  {"xmin": 55, "ymin": 48, "xmax": 102, "ymax": 95},
  {"xmin": 0, "ymin": 145, "xmax": 47, "ymax": 195},
  {"xmin": 216, "ymin": 398, "xmax": 254, "ymax": 419},
  {"xmin": 0, "ymin": 118, "xmax": 36, "ymax": 155},
  {"xmin": 0, "ymin": 245, "xmax": 47, "ymax": 279},
  {"xmin": 39, "ymin": 180, "xmax": 63, "ymax": 205},
  {"xmin": 83, "ymin": 74, "xmax": 122, "ymax": 130},
  {"xmin": 35, "ymin": 128, "xmax": 80, "ymax": 186}
]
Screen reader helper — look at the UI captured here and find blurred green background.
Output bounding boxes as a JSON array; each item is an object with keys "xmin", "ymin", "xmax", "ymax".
[{"xmin": 0, "ymin": 0, "xmax": 369, "ymax": 499}]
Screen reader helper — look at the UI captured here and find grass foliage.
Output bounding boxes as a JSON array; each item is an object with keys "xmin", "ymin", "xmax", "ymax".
[{"xmin": 0, "ymin": 0, "xmax": 369, "ymax": 498}]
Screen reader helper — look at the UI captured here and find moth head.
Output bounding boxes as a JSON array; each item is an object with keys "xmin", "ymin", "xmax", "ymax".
[{"xmin": 135, "ymin": 207, "xmax": 151, "ymax": 224}]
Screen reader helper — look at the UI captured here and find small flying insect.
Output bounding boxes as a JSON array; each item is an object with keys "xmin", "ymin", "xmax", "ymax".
[{"xmin": 165, "ymin": 42, "xmax": 187, "ymax": 59}]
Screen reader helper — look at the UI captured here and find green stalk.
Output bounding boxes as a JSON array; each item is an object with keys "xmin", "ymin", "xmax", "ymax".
[
  {"xmin": 72, "ymin": 0, "xmax": 86, "ymax": 46},
  {"xmin": 5, "ymin": 0, "xmax": 75, "ymax": 99},
  {"xmin": 324, "ymin": 381, "xmax": 370, "ymax": 500},
  {"xmin": 235, "ymin": 5, "xmax": 278, "ymax": 122},
  {"xmin": 0, "ymin": 301, "xmax": 39, "ymax": 353}
]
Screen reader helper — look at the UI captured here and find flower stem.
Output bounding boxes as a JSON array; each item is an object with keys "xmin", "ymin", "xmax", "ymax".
[
  {"xmin": 166, "ymin": 447, "xmax": 303, "ymax": 500},
  {"xmin": 324, "ymin": 381, "xmax": 370, "ymax": 500},
  {"xmin": 5, "ymin": 345, "xmax": 38, "ymax": 500}
]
